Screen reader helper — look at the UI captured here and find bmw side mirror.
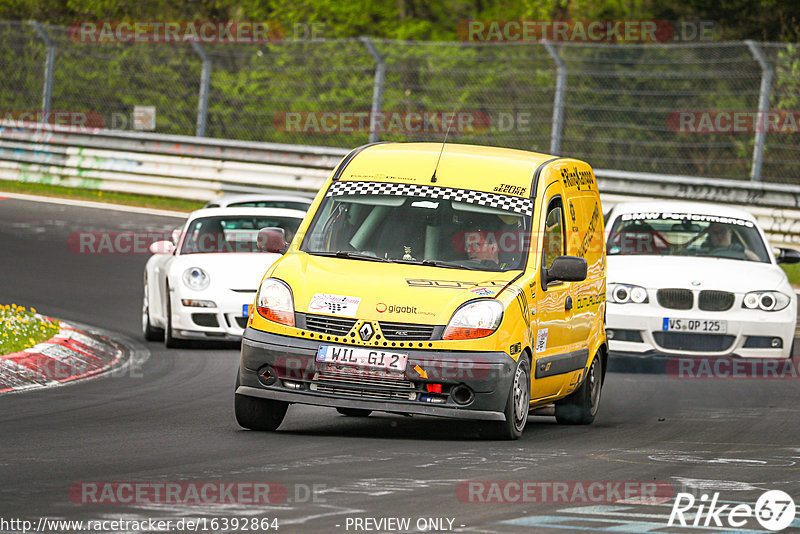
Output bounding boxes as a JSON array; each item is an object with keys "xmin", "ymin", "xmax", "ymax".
[
  {"xmin": 257, "ymin": 227, "xmax": 287, "ymax": 254},
  {"xmin": 543, "ymin": 255, "xmax": 588, "ymax": 287},
  {"xmin": 776, "ymin": 247, "xmax": 800, "ymax": 264}
]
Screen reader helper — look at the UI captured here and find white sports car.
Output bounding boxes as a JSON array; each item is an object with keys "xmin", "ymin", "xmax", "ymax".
[
  {"xmin": 605, "ymin": 201, "xmax": 799, "ymax": 359},
  {"xmin": 142, "ymin": 207, "xmax": 306, "ymax": 347}
]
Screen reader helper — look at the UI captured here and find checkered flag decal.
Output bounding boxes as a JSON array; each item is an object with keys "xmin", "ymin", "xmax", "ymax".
[{"xmin": 327, "ymin": 181, "xmax": 533, "ymax": 216}]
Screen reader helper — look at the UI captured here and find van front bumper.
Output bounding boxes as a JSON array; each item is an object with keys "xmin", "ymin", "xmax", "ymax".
[{"xmin": 237, "ymin": 328, "xmax": 517, "ymax": 421}]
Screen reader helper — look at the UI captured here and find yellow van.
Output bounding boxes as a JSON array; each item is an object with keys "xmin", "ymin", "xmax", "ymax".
[{"xmin": 235, "ymin": 142, "xmax": 606, "ymax": 439}]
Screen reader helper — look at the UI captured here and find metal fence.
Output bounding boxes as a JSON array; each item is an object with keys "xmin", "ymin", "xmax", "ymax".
[{"xmin": 1, "ymin": 20, "xmax": 799, "ymax": 185}]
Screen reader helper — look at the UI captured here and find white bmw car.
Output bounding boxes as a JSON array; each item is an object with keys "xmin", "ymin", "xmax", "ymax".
[
  {"xmin": 142, "ymin": 207, "xmax": 306, "ymax": 347},
  {"xmin": 605, "ymin": 201, "xmax": 799, "ymax": 359}
]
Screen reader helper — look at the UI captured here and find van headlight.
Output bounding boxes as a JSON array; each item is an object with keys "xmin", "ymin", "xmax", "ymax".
[
  {"xmin": 443, "ymin": 300, "xmax": 503, "ymax": 340},
  {"xmin": 609, "ymin": 283, "xmax": 648, "ymax": 304},
  {"xmin": 742, "ymin": 291, "xmax": 790, "ymax": 311},
  {"xmin": 256, "ymin": 278, "xmax": 295, "ymax": 327},
  {"xmin": 182, "ymin": 267, "xmax": 210, "ymax": 290}
]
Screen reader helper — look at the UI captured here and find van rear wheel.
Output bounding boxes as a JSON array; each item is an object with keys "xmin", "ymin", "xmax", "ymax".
[{"xmin": 555, "ymin": 355, "xmax": 602, "ymax": 425}]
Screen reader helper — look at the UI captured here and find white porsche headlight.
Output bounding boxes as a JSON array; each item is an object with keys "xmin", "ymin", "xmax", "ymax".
[
  {"xmin": 742, "ymin": 291, "xmax": 790, "ymax": 311},
  {"xmin": 256, "ymin": 278, "xmax": 295, "ymax": 327},
  {"xmin": 443, "ymin": 300, "xmax": 504, "ymax": 340},
  {"xmin": 182, "ymin": 267, "xmax": 210, "ymax": 290},
  {"xmin": 609, "ymin": 283, "xmax": 649, "ymax": 304}
]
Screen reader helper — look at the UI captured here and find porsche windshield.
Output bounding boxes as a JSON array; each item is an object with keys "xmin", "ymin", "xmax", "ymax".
[
  {"xmin": 607, "ymin": 213, "xmax": 770, "ymax": 263},
  {"xmin": 181, "ymin": 216, "xmax": 302, "ymax": 254},
  {"xmin": 301, "ymin": 190, "xmax": 532, "ymax": 272}
]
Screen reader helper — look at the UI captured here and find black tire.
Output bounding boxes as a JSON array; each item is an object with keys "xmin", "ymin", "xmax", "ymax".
[
  {"xmin": 555, "ymin": 354, "xmax": 603, "ymax": 425},
  {"xmin": 336, "ymin": 407, "xmax": 372, "ymax": 417},
  {"xmin": 486, "ymin": 355, "xmax": 530, "ymax": 440},
  {"xmin": 234, "ymin": 374, "xmax": 288, "ymax": 431},
  {"xmin": 142, "ymin": 275, "xmax": 164, "ymax": 341},
  {"xmin": 163, "ymin": 289, "xmax": 186, "ymax": 349}
]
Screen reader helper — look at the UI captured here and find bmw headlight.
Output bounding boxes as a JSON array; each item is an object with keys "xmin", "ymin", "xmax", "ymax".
[
  {"xmin": 182, "ymin": 267, "xmax": 210, "ymax": 291},
  {"xmin": 443, "ymin": 300, "xmax": 504, "ymax": 340},
  {"xmin": 742, "ymin": 291, "xmax": 790, "ymax": 311},
  {"xmin": 609, "ymin": 283, "xmax": 649, "ymax": 304},
  {"xmin": 256, "ymin": 278, "xmax": 295, "ymax": 327}
]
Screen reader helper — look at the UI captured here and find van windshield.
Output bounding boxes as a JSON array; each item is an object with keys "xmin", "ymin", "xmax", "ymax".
[{"xmin": 301, "ymin": 183, "xmax": 533, "ymax": 272}]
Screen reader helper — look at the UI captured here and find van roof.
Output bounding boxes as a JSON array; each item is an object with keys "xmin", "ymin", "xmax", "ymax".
[{"xmin": 340, "ymin": 143, "xmax": 558, "ymax": 196}]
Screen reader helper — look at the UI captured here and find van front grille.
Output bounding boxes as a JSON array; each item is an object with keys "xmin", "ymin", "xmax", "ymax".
[
  {"xmin": 379, "ymin": 322, "xmax": 435, "ymax": 341},
  {"xmin": 305, "ymin": 314, "xmax": 357, "ymax": 336}
]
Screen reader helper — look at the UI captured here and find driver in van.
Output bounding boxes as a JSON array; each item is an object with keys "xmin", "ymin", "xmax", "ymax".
[{"xmin": 466, "ymin": 230, "xmax": 500, "ymax": 265}]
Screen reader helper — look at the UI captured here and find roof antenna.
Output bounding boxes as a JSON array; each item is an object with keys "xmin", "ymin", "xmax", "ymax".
[{"xmin": 431, "ymin": 108, "xmax": 458, "ymax": 183}]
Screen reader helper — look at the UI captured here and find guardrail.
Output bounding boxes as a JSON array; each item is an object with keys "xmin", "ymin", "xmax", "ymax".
[
  {"xmin": 1, "ymin": 122, "xmax": 799, "ymax": 245},
  {"xmin": 0, "ymin": 121, "xmax": 345, "ymax": 200}
]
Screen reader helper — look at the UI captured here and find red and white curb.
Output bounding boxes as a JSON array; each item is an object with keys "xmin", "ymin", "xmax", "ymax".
[{"xmin": 0, "ymin": 321, "xmax": 123, "ymax": 393}]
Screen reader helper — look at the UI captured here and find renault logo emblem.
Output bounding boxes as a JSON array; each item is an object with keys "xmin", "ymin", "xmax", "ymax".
[{"xmin": 359, "ymin": 322, "xmax": 374, "ymax": 341}]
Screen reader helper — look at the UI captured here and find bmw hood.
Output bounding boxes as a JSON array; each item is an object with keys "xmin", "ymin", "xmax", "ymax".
[
  {"xmin": 270, "ymin": 252, "xmax": 517, "ymax": 324},
  {"xmin": 607, "ymin": 255, "xmax": 790, "ymax": 293}
]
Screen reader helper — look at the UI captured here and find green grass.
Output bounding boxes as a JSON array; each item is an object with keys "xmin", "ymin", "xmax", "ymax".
[
  {"xmin": 0, "ymin": 304, "xmax": 61, "ymax": 355},
  {"xmin": 780, "ymin": 263, "xmax": 800, "ymax": 288},
  {"xmin": 0, "ymin": 181, "xmax": 204, "ymax": 212}
]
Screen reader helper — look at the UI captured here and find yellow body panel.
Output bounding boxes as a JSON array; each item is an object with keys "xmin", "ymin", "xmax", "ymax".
[{"xmin": 249, "ymin": 143, "xmax": 606, "ymax": 407}]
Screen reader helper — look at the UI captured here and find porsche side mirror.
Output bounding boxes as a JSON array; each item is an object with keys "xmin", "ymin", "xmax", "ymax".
[
  {"xmin": 257, "ymin": 228, "xmax": 287, "ymax": 254},
  {"xmin": 149, "ymin": 241, "xmax": 175, "ymax": 255},
  {"xmin": 776, "ymin": 247, "xmax": 800, "ymax": 264}
]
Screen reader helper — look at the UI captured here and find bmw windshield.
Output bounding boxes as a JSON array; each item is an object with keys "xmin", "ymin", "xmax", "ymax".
[{"xmin": 608, "ymin": 212, "xmax": 770, "ymax": 263}]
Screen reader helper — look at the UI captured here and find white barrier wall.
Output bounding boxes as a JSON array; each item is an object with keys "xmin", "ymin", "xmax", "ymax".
[{"xmin": 2, "ymin": 121, "xmax": 799, "ymax": 246}]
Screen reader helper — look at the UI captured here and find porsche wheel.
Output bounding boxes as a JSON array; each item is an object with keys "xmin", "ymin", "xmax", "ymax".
[
  {"xmin": 163, "ymin": 287, "xmax": 186, "ymax": 349},
  {"xmin": 142, "ymin": 275, "xmax": 164, "ymax": 341}
]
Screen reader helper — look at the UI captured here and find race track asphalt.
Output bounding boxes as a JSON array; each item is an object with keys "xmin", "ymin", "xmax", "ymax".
[{"xmin": 0, "ymin": 197, "xmax": 798, "ymax": 533}]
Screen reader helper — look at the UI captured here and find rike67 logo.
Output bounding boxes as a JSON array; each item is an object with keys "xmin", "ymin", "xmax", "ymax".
[{"xmin": 668, "ymin": 490, "xmax": 796, "ymax": 531}]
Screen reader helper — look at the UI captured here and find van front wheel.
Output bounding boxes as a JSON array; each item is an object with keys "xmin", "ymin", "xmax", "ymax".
[
  {"xmin": 555, "ymin": 355, "xmax": 602, "ymax": 425},
  {"xmin": 234, "ymin": 375, "xmax": 288, "ymax": 431},
  {"xmin": 486, "ymin": 356, "xmax": 530, "ymax": 440}
]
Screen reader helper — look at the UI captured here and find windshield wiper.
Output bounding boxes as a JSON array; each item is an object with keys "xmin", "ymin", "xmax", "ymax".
[
  {"xmin": 311, "ymin": 250, "xmax": 389, "ymax": 262},
  {"xmin": 389, "ymin": 258, "xmax": 478, "ymax": 270}
]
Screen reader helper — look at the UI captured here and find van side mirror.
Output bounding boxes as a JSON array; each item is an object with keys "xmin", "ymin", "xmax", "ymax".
[
  {"xmin": 257, "ymin": 227, "xmax": 287, "ymax": 254},
  {"xmin": 542, "ymin": 256, "xmax": 587, "ymax": 287},
  {"xmin": 776, "ymin": 247, "xmax": 800, "ymax": 264}
]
